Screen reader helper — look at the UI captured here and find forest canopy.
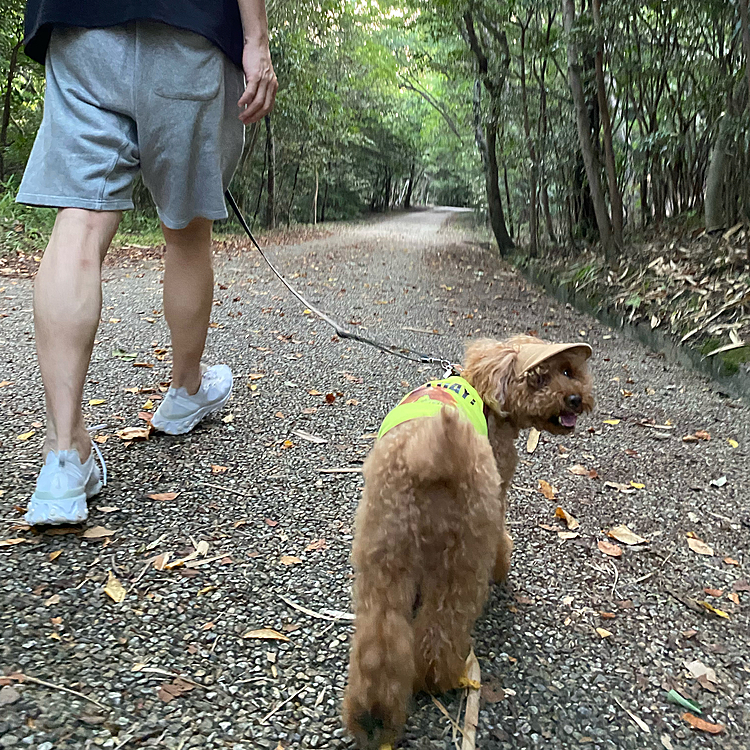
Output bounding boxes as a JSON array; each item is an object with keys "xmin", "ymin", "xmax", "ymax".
[{"xmin": 1, "ymin": 0, "xmax": 749, "ymax": 254}]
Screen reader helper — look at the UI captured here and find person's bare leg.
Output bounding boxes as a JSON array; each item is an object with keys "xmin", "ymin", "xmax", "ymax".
[
  {"xmin": 162, "ymin": 218, "xmax": 214, "ymax": 394},
  {"xmin": 34, "ymin": 208, "xmax": 122, "ymax": 460}
]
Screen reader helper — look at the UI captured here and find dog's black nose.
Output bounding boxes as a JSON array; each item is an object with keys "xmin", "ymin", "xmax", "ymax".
[{"xmin": 566, "ymin": 394, "xmax": 582, "ymax": 412}]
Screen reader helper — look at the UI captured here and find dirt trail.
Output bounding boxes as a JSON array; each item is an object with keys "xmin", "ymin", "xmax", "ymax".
[{"xmin": 1, "ymin": 207, "xmax": 748, "ymax": 749}]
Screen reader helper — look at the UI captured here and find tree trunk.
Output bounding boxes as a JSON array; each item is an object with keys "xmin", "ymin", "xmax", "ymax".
[
  {"xmin": 519, "ymin": 23, "xmax": 538, "ymax": 257},
  {"xmin": 404, "ymin": 162, "xmax": 415, "ymax": 208},
  {"xmin": 286, "ymin": 145, "xmax": 303, "ymax": 228},
  {"xmin": 591, "ymin": 0, "xmax": 623, "ymax": 246},
  {"xmin": 705, "ymin": 112, "xmax": 732, "ymax": 231},
  {"xmin": 472, "ymin": 81, "xmax": 514, "ymax": 254},
  {"xmin": 740, "ymin": 0, "xmax": 750, "ymax": 106},
  {"xmin": 0, "ymin": 38, "xmax": 22, "ymax": 181},
  {"xmin": 503, "ymin": 165, "xmax": 514, "ymax": 240},
  {"xmin": 541, "ymin": 183, "xmax": 556, "ymax": 245},
  {"xmin": 320, "ymin": 177, "xmax": 329, "ymax": 222},
  {"xmin": 311, "ymin": 167, "xmax": 318, "ymax": 225},
  {"xmin": 264, "ymin": 115, "xmax": 275, "ymax": 229},
  {"xmin": 562, "ymin": 0, "xmax": 614, "ymax": 260}
]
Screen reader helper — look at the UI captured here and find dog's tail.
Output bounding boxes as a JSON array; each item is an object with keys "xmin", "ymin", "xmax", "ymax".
[
  {"xmin": 402, "ymin": 404, "xmax": 487, "ymax": 490},
  {"xmin": 343, "ymin": 596, "xmax": 415, "ymax": 749}
]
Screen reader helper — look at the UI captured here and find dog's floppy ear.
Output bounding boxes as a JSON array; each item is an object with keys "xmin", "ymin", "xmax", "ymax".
[{"xmin": 462, "ymin": 339, "xmax": 520, "ymax": 412}]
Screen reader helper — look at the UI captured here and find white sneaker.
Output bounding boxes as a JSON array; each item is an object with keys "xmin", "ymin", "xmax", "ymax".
[
  {"xmin": 151, "ymin": 364, "xmax": 233, "ymax": 435},
  {"xmin": 25, "ymin": 446, "xmax": 105, "ymax": 526}
]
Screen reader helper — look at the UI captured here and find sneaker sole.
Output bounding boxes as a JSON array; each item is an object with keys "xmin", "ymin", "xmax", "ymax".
[
  {"xmin": 151, "ymin": 394, "xmax": 231, "ymax": 436},
  {"xmin": 25, "ymin": 476, "xmax": 102, "ymax": 526},
  {"xmin": 25, "ymin": 492, "xmax": 89, "ymax": 525}
]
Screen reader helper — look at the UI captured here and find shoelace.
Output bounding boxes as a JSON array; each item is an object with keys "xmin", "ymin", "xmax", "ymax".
[{"xmin": 90, "ymin": 439, "xmax": 107, "ymax": 486}]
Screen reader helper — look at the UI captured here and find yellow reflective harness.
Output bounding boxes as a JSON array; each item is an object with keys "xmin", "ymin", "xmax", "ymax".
[{"xmin": 378, "ymin": 376, "xmax": 487, "ymax": 440}]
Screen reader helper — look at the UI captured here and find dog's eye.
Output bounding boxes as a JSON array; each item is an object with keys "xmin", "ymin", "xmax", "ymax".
[{"xmin": 563, "ymin": 368, "xmax": 573, "ymax": 379}]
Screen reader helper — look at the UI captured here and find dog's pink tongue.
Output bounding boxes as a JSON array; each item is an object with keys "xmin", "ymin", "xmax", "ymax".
[{"xmin": 560, "ymin": 413, "xmax": 577, "ymax": 428}]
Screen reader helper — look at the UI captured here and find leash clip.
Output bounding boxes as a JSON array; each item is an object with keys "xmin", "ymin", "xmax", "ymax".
[{"xmin": 440, "ymin": 360, "xmax": 461, "ymax": 379}]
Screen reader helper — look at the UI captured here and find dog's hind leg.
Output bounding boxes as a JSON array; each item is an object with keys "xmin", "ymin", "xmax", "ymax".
[
  {"xmin": 411, "ymin": 513, "xmax": 494, "ymax": 693},
  {"xmin": 343, "ymin": 475, "xmax": 420, "ymax": 749}
]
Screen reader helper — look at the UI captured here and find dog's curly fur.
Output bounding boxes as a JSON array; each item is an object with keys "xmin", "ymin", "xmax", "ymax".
[{"xmin": 343, "ymin": 336, "xmax": 594, "ymax": 748}]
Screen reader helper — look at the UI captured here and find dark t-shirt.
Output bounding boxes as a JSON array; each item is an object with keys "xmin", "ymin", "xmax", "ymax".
[{"xmin": 24, "ymin": 1, "xmax": 244, "ymax": 68}]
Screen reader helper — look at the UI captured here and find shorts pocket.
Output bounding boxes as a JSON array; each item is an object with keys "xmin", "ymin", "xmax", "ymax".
[{"xmin": 152, "ymin": 27, "xmax": 222, "ymax": 101}]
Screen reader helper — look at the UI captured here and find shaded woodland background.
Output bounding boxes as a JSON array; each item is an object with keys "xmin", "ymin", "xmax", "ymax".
[{"xmin": 1, "ymin": 0, "xmax": 749, "ymax": 258}]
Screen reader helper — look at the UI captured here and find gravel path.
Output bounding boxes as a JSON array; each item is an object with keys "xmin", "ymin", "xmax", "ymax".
[{"xmin": 1, "ymin": 208, "xmax": 748, "ymax": 750}]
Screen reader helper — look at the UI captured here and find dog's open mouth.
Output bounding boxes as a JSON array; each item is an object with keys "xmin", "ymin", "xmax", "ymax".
[{"xmin": 551, "ymin": 412, "xmax": 577, "ymax": 429}]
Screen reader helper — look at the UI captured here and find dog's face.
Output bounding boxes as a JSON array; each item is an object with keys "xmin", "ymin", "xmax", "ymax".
[{"xmin": 462, "ymin": 336, "xmax": 594, "ymax": 433}]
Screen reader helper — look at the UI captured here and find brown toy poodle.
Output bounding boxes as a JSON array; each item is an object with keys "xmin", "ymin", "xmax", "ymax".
[{"xmin": 343, "ymin": 335, "xmax": 594, "ymax": 749}]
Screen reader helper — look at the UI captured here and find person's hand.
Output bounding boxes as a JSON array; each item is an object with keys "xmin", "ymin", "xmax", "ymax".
[{"xmin": 238, "ymin": 38, "xmax": 277, "ymax": 124}]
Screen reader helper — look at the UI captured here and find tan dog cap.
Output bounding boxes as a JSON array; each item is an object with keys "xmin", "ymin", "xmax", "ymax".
[{"xmin": 515, "ymin": 342, "xmax": 593, "ymax": 376}]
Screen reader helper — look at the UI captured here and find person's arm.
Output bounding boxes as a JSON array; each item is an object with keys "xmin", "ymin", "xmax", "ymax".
[{"xmin": 237, "ymin": 0, "xmax": 278, "ymax": 124}]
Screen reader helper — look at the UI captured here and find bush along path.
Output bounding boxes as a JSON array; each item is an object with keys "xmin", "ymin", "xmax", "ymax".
[
  {"xmin": 1, "ymin": 207, "xmax": 748, "ymax": 749},
  {"xmin": 514, "ymin": 225, "xmax": 750, "ymax": 397}
]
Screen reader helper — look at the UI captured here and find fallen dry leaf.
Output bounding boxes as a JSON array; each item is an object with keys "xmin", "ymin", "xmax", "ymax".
[
  {"xmin": 325, "ymin": 393, "xmax": 336, "ymax": 404},
  {"xmin": 607, "ymin": 524, "xmax": 648, "ymax": 545},
  {"xmin": 242, "ymin": 628, "xmax": 290, "ymax": 642},
  {"xmin": 158, "ymin": 678, "xmax": 195, "ymax": 703},
  {"xmin": 16, "ymin": 430, "xmax": 36, "ymax": 441},
  {"xmin": 82, "ymin": 526, "xmax": 115, "ymax": 540},
  {"xmin": 116, "ymin": 425, "xmax": 152, "ymax": 441},
  {"xmin": 703, "ymin": 588, "xmax": 723, "ymax": 597},
  {"xmin": 265, "ymin": 518, "xmax": 278, "ymax": 527},
  {"xmin": 49, "ymin": 550, "xmax": 62, "ymax": 562},
  {"xmin": 598, "ymin": 540, "xmax": 623, "ymax": 557},
  {"xmin": 526, "ymin": 428, "xmax": 540, "ymax": 453},
  {"xmin": 0, "ymin": 538, "xmax": 27, "ymax": 547},
  {"xmin": 96, "ymin": 506, "xmax": 120, "ymax": 513},
  {"xmin": 723, "ymin": 557, "xmax": 739, "ymax": 566},
  {"xmin": 603, "ymin": 419, "xmax": 621, "ymax": 425},
  {"xmin": 274, "ymin": 411, "xmax": 285, "ymax": 419},
  {"xmin": 596, "ymin": 627, "xmax": 612, "ymax": 638},
  {"xmin": 681, "ymin": 713, "xmax": 724, "ymax": 734},
  {"xmin": 568, "ymin": 464, "xmax": 597, "ymax": 478},
  {"xmin": 685, "ymin": 659, "xmax": 717, "ymax": 683},
  {"xmin": 727, "ymin": 438, "xmax": 738, "ymax": 449},
  {"xmin": 104, "ymin": 571, "xmax": 126, "ymax": 603},
  {"xmin": 210, "ymin": 465, "xmax": 228, "ymax": 474},
  {"xmin": 555, "ymin": 506, "xmax": 580, "ymax": 530},
  {"xmin": 222, "ymin": 413, "xmax": 234, "ymax": 423},
  {"xmin": 147, "ymin": 492, "xmax": 179, "ymax": 502},
  {"xmin": 697, "ymin": 601, "xmax": 730, "ymax": 619},
  {"xmin": 280, "ymin": 555, "xmax": 303, "ymax": 566},
  {"xmin": 558, "ymin": 530, "xmax": 580, "ymax": 540},
  {"xmin": 88, "ymin": 399, "xmax": 106, "ymax": 406},
  {"xmin": 687, "ymin": 537, "xmax": 714, "ymax": 556},
  {"xmin": 304, "ymin": 538, "xmax": 327, "ymax": 552},
  {"xmin": 727, "ymin": 592, "xmax": 740, "ymax": 605},
  {"xmin": 538, "ymin": 480, "xmax": 555, "ymax": 500},
  {"xmin": 44, "ymin": 594, "xmax": 60, "ymax": 606}
]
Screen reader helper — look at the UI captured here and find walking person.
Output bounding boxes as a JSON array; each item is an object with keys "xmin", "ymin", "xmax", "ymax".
[{"xmin": 17, "ymin": 1, "xmax": 277, "ymax": 525}]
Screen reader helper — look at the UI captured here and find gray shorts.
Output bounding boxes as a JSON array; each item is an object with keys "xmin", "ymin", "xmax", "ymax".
[{"xmin": 17, "ymin": 21, "xmax": 245, "ymax": 229}]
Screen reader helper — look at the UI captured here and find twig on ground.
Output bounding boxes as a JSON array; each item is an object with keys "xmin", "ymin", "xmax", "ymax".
[
  {"xmin": 16, "ymin": 673, "xmax": 108, "ymax": 710},
  {"xmin": 280, "ymin": 594, "xmax": 354, "ymax": 621},
  {"xmin": 609, "ymin": 560, "xmax": 620, "ymax": 597},
  {"xmin": 432, "ymin": 696, "xmax": 466, "ymax": 740},
  {"xmin": 260, "ymin": 687, "xmax": 303, "ymax": 725},
  {"xmin": 461, "ymin": 649, "xmax": 481, "ymax": 750}
]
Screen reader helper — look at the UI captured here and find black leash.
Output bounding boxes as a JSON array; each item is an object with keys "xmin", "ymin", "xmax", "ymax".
[{"xmin": 224, "ymin": 189, "xmax": 460, "ymax": 375}]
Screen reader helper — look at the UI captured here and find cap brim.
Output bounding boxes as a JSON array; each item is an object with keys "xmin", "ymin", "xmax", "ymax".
[{"xmin": 515, "ymin": 342, "xmax": 592, "ymax": 376}]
